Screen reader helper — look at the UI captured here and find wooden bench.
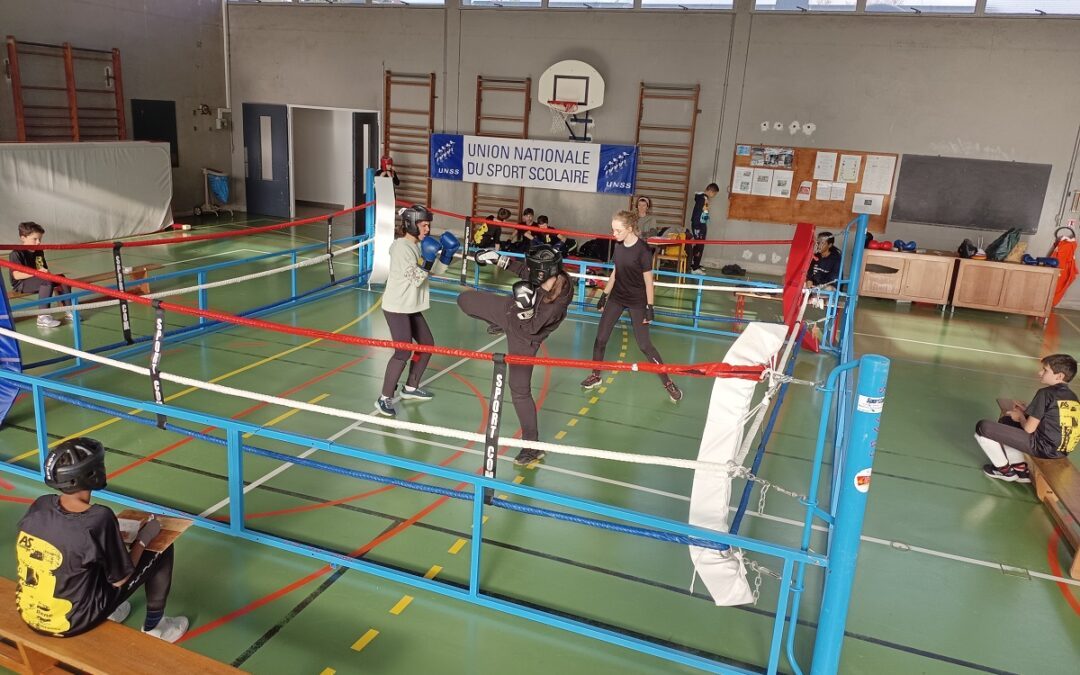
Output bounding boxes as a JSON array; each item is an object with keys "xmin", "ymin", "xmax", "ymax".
[
  {"xmin": 1030, "ymin": 456, "xmax": 1080, "ymax": 579},
  {"xmin": 0, "ymin": 577, "xmax": 242, "ymax": 674},
  {"xmin": 10, "ymin": 264, "xmax": 162, "ymax": 314}
]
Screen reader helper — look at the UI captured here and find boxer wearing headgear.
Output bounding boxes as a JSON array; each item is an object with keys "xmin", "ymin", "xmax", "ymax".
[
  {"xmin": 16, "ymin": 438, "xmax": 188, "ymax": 641},
  {"xmin": 458, "ymin": 244, "xmax": 574, "ymax": 465},
  {"xmin": 378, "ymin": 205, "xmax": 460, "ymax": 417},
  {"xmin": 581, "ymin": 210, "xmax": 682, "ymax": 402},
  {"xmin": 376, "ymin": 154, "xmax": 400, "ymax": 187}
]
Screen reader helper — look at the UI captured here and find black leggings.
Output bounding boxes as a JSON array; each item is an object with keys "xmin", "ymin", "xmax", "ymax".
[
  {"xmin": 15, "ymin": 274, "xmax": 71, "ymax": 306},
  {"xmin": 592, "ymin": 299, "xmax": 670, "ymax": 386},
  {"xmin": 381, "ymin": 310, "xmax": 434, "ymax": 398},
  {"xmin": 457, "ymin": 290, "xmax": 541, "ymax": 442},
  {"xmin": 690, "ymin": 226, "xmax": 707, "ymax": 270}
]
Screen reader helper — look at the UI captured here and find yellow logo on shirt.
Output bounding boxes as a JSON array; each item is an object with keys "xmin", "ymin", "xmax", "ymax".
[
  {"xmin": 15, "ymin": 531, "xmax": 72, "ymax": 634},
  {"xmin": 1058, "ymin": 400, "xmax": 1080, "ymax": 455}
]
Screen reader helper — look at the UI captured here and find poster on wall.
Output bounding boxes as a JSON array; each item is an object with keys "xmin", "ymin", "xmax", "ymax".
[{"xmin": 429, "ymin": 133, "xmax": 637, "ymax": 195}]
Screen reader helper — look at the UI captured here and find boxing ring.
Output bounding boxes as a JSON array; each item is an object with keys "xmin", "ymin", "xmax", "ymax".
[{"xmin": 0, "ymin": 173, "xmax": 886, "ymax": 674}]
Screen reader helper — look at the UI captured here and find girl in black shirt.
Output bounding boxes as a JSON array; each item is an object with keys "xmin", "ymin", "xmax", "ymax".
[{"xmin": 581, "ymin": 211, "xmax": 682, "ymax": 402}]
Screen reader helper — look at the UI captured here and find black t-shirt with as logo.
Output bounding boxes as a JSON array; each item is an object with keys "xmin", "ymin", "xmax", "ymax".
[
  {"xmin": 1027, "ymin": 383, "xmax": 1080, "ymax": 459},
  {"xmin": 15, "ymin": 495, "xmax": 132, "ymax": 636}
]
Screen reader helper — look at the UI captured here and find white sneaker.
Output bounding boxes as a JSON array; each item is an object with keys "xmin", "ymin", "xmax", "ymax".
[
  {"xmin": 36, "ymin": 315, "xmax": 61, "ymax": 328},
  {"xmin": 691, "ymin": 267, "xmax": 707, "ymax": 276},
  {"xmin": 142, "ymin": 615, "xmax": 189, "ymax": 643},
  {"xmin": 107, "ymin": 601, "xmax": 131, "ymax": 623},
  {"xmin": 64, "ymin": 310, "xmax": 75, "ymax": 321}
]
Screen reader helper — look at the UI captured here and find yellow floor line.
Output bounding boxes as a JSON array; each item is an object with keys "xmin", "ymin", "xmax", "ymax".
[
  {"xmin": 389, "ymin": 595, "xmax": 413, "ymax": 615},
  {"xmin": 319, "ymin": 668, "xmax": 336, "ymax": 675},
  {"xmin": 577, "ymin": 407, "xmax": 589, "ymax": 415},
  {"xmin": 598, "ymin": 387, "xmax": 607, "ymax": 394},
  {"xmin": 588, "ymin": 396, "xmax": 599, "ymax": 405},
  {"xmin": 482, "ymin": 515, "xmax": 489, "ymax": 524},
  {"xmin": 10, "ymin": 299, "xmax": 382, "ymax": 463},
  {"xmin": 242, "ymin": 393, "xmax": 329, "ymax": 439},
  {"xmin": 350, "ymin": 628, "xmax": 379, "ymax": 652},
  {"xmin": 512, "ymin": 475, "xmax": 524, "ymax": 484},
  {"xmin": 448, "ymin": 538, "xmax": 467, "ymax": 555},
  {"xmin": 606, "ymin": 377, "xmax": 615, "ymax": 384},
  {"xmin": 619, "ymin": 352, "xmax": 627, "ymax": 358},
  {"xmin": 423, "ymin": 565, "xmax": 442, "ymax": 580},
  {"xmin": 566, "ymin": 418, "xmax": 578, "ymax": 427},
  {"xmin": 554, "ymin": 430, "xmax": 566, "ymax": 440}
]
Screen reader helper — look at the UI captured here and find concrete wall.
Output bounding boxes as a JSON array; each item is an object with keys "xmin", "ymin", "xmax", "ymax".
[
  {"xmin": 0, "ymin": 0, "xmax": 231, "ymax": 213},
  {"xmin": 225, "ymin": 7, "xmax": 1080, "ymax": 299},
  {"xmin": 291, "ymin": 107, "xmax": 353, "ymax": 209}
]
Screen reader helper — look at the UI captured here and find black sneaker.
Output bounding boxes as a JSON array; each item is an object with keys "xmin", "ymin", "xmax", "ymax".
[
  {"xmin": 1010, "ymin": 462, "xmax": 1032, "ymax": 484},
  {"xmin": 400, "ymin": 386, "xmax": 434, "ymax": 401},
  {"xmin": 580, "ymin": 373, "xmax": 602, "ymax": 389},
  {"xmin": 982, "ymin": 463, "xmax": 1028, "ymax": 483},
  {"xmin": 514, "ymin": 449, "xmax": 546, "ymax": 467},
  {"xmin": 375, "ymin": 396, "xmax": 397, "ymax": 417},
  {"xmin": 665, "ymin": 381, "xmax": 683, "ymax": 403},
  {"xmin": 487, "ymin": 324, "xmax": 504, "ymax": 335}
]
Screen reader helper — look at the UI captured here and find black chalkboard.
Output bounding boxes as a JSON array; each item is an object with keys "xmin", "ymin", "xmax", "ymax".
[{"xmin": 891, "ymin": 155, "xmax": 1051, "ymax": 234}]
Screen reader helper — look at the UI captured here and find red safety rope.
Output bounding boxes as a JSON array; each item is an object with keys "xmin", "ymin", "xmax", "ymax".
[
  {"xmin": 408, "ymin": 202, "xmax": 793, "ymax": 248},
  {"xmin": 0, "ymin": 260, "xmax": 764, "ymax": 380},
  {"xmin": 0, "ymin": 202, "xmax": 374, "ymax": 251}
]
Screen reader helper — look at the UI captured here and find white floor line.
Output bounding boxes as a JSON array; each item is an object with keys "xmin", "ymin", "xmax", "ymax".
[
  {"xmin": 1058, "ymin": 313, "xmax": 1080, "ymax": 336},
  {"xmin": 196, "ymin": 334, "xmax": 507, "ymax": 517},
  {"xmin": 855, "ymin": 332, "xmax": 1041, "ymax": 360},
  {"xmin": 156, "ymin": 249, "xmax": 269, "ymax": 268},
  {"xmin": 350, "ymin": 426, "xmax": 1080, "ymax": 589}
]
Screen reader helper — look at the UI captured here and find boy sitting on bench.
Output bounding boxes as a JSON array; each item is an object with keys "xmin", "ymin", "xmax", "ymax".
[
  {"xmin": 15, "ymin": 438, "xmax": 188, "ymax": 641},
  {"xmin": 974, "ymin": 353, "xmax": 1080, "ymax": 482}
]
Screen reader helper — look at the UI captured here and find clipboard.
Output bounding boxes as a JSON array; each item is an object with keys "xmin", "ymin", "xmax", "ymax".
[{"xmin": 116, "ymin": 509, "xmax": 193, "ymax": 553}]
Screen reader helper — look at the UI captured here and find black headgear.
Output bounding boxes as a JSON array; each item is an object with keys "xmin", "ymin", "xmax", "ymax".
[
  {"xmin": 44, "ymin": 437, "xmax": 107, "ymax": 494},
  {"xmin": 400, "ymin": 205, "xmax": 433, "ymax": 237},
  {"xmin": 526, "ymin": 244, "xmax": 563, "ymax": 286}
]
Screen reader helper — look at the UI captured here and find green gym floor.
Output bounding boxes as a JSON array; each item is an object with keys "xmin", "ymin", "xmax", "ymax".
[{"xmin": 0, "ymin": 216, "xmax": 1078, "ymax": 674}]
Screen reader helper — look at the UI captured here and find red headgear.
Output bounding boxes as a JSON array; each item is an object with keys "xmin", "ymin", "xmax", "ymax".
[{"xmin": 380, "ymin": 155, "xmax": 393, "ymax": 172}]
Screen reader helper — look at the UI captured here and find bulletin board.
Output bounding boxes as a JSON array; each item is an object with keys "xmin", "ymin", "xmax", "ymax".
[{"xmin": 727, "ymin": 144, "xmax": 898, "ymax": 233}]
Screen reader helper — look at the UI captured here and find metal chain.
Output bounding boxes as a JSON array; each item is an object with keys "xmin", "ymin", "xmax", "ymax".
[
  {"xmin": 728, "ymin": 462, "xmax": 806, "ymax": 501},
  {"xmin": 745, "ymin": 558, "xmax": 782, "ymax": 605},
  {"xmin": 758, "ymin": 482, "xmax": 771, "ymax": 514}
]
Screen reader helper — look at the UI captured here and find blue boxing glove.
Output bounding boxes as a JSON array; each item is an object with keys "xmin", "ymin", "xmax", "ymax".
[
  {"xmin": 1037, "ymin": 256, "xmax": 1060, "ymax": 268},
  {"xmin": 512, "ymin": 280, "xmax": 539, "ymax": 320},
  {"xmin": 419, "ymin": 235, "xmax": 443, "ymax": 271},
  {"xmin": 1022, "ymin": 254, "xmax": 1038, "ymax": 265},
  {"xmin": 439, "ymin": 231, "xmax": 460, "ymax": 265}
]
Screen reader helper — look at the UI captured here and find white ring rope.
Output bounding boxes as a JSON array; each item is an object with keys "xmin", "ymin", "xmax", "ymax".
[
  {"xmin": 12, "ymin": 240, "xmax": 372, "ymax": 318},
  {"xmin": 1, "ymin": 325, "xmax": 775, "ymax": 476}
]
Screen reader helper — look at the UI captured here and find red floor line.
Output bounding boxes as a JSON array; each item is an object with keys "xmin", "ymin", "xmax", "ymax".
[
  {"xmin": 238, "ymin": 370, "xmax": 489, "ymax": 521},
  {"xmin": 1046, "ymin": 528, "xmax": 1080, "ymax": 615},
  {"xmin": 107, "ymin": 354, "xmax": 371, "ymax": 479},
  {"xmin": 0, "ymin": 476, "xmax": 14, "ymax": 490},
  {"xmin": 0, "ymin": 495, "xmax": 33, "ymax": 504},
  {"xmin": 180, "ymin": 350, "xmax": 553, "ymax": 642}
]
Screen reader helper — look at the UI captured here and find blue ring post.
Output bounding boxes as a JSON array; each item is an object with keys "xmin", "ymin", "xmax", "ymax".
[{"xmin": 811, "ymin": 353, "xmax": 889, "ymax": 675}]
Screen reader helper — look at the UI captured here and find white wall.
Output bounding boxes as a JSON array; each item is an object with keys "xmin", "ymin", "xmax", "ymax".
[
  {"xmin": 0, "ymin": 0, "xmax": 231, "ymax": 212},
  {"xmin": 291, "ymin": 107, "xmax": 353, "ymax": 209},
  {"xmin": 225, "ymin": 5, "xmax": 1080, "ymax": 304}
]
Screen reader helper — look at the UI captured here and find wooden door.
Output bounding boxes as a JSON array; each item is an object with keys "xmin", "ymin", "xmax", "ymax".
[
  {"xmin": 1000, "ymin": 268, "xmax": 1057, "ymax": 316},
  {"xmin": 900, "ymin": 258, "xmax": 954, "ymax": 304},
  {"xmin": 860, "ymin": 253, "xmax": 905, "ymax": 297},
  {"xmin": 954, "ymin": 262, "xmax": 1006, "ymax": 309}
]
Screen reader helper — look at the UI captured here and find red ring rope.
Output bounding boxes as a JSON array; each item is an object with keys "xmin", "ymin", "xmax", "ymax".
[
  {"xmin": 407, "ymin": 202, "xmax": 793, "ymax": 247},
  {"xmin": 0, "ymin": 201, "xmax": 374, "ymax": 251},
  {"xmin": 0, "ymin": 260, "xmax": 764, "ymax": 380}
]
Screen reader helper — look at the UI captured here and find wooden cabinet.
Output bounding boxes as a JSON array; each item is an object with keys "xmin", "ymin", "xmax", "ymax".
[
  {"xmin": 953, "ymin": 259, "xmax": 1059, "ymax": 319},
  {"xmin": 859, "ymin": 250, "xmax": 954, "ymax": 305}
]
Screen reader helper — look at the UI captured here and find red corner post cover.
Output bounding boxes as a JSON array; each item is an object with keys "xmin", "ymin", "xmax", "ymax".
[{"xmin": 782, "ymin": 222, "xmax": 815, "ymax": 330}]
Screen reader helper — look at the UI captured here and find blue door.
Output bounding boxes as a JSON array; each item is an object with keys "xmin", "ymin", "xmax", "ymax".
[{"xmin": 242, "ymin": 103, "xmax": 290, "ymax": 218}]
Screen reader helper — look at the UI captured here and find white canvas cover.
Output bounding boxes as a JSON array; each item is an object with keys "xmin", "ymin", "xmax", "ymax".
[
  {"xmin": 368, "ymin": 176, "xmax": 397, "ymax": 286},
  {"xmin": 0, "ymin": 142, "xmax": 172, "ymax": 243},
  {"xmin": 689, "ymin": 322, "xmax": 788, "ymax": 606}
]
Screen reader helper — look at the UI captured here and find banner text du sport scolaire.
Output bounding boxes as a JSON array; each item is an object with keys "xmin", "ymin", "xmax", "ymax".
[{"xmin": 429, "ymin": 133, "xmax": 638, "ymax": 196}]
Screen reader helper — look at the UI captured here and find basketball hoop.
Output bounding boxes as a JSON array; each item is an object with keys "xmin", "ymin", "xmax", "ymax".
[{"xmin": 547, "ymin": 99, "xmax": 580, "ymax": 135}]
